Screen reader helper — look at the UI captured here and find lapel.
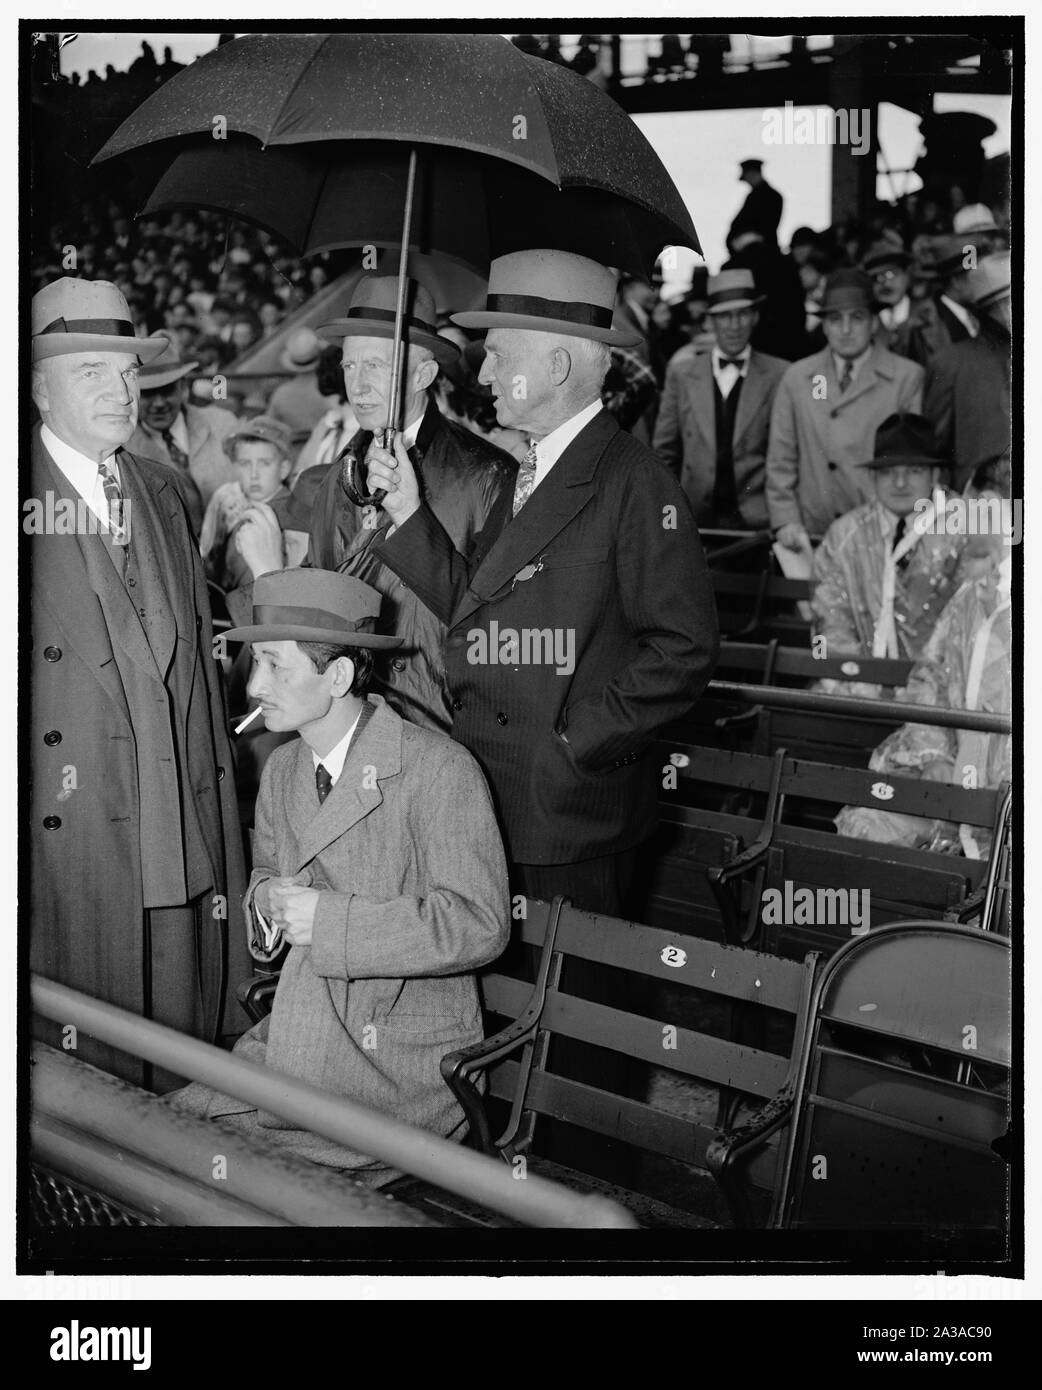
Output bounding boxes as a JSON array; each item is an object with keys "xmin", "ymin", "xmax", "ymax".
[
  {"xmin": 450, "ymin": 408, "xmax": 617, "ymax": 629},
  {"xmin": 291, "ymin": 698, "xmax": 397, "ymax": 870},
  {"xmin": 836, "ymin": 343, "xmax": 894, "ymax": 413},
  {"xmin": 689, "ymin": 353, "xmax": 717, "ymax": 452},
  {"xmin": 732, "ymin": 352, "xmax": 767, "ymax": 443},
  {"xmin": 30, "ymin": 432, "xmax": 132, "ymax": 723},
  {"xmin": 117, "ymin": 448, "xmax": 186, "ymax": 675}
]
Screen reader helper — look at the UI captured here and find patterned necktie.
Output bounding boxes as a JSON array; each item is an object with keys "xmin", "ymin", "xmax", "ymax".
[
  {"xmin": 162, "ymin": 427, "xmax": 190, "ymax": 471},
  {"xmin": 315, "ymin": 763, "xmax": 333, "ymax": 804},
  {"xmin": 97, "ymin": 457, "xmax": 129, "ymax": 546},
  {"xmin": 839, "ymin": 359, "xmax": 854, "ymax": 393},
  {"xmin": 511, "ymin": 442, "xmax": 539, "ymax": 517}
]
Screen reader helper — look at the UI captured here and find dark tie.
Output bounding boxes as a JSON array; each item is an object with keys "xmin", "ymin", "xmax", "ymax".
[
  {"xmin": 839, "ymin": 360, "xmax": 854, "ymax": 393},
  {"xmin": 892, "ymin": 515, "xmax": 911, "ymax": 571},
  {"xmin": 315, "ymin": 763, "xmax": 333, "ymax": 804},
  {"xmin": 718, "ymin": 357, "xmax": 744, "ymax": 370},
  {"xmin": 162, "ymin": 427, "xmax": 190, "ymax": 472}
]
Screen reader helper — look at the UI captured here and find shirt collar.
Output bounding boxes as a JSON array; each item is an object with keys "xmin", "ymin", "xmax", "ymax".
[
  {"xmin": 311, "ymin": 706, "xmax": 363, "ymax": 785},
  {"xmin": 940, "ymin": 294, "xmax": 978, "ymax": 336},
  {"xmin": 531, "ymin": 399, "xmax": 603, "ymax": 469},
  {"xmin": 40, "ymin": 424, "xmax": 119, "ymax": 524},
  {"xmin": 399, "ymin": 412, "xmax": 424, "ymax": 452}
]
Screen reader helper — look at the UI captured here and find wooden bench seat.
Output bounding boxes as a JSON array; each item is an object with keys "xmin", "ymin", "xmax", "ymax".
[{"xmin": 423, "ymin": 897, "xmax": 820, "ymax": 1229}]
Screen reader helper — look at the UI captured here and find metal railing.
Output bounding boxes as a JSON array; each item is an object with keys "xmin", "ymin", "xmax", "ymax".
[
  {"xmin": 31, "ymin": 978, "xmax": 637, "ymax": 1229},
  {"xmin": 705, "ymin": 680, "xmax": 1011, "ymax": 734}
]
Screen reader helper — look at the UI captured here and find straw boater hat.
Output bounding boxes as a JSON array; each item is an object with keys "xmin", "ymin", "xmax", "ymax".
[
  {"xmin": 223, "ymin": 569, "xmax": 402, "ymax": 649},
  {"xmin": 318, "ymin": 276, "xmax": 460, "ymax": 365},
  {"xmin": 705, "ymin": 269, "xmax": 763, "ymax": 314},
  {"xmin": 453, "ymin": 249, "xmax": 641, "ymax": 348},
  {"xmin": 279, "ymin": 326, "xmax": 323, "ymax": 374},
  {"xmin": 32, "ymin": 277, "xmax": 167, "ymax": 364},
  {"xmin": 953, "ymin": 203, "xmax": 1000, "ymax": 236},
  {"xmin": 222, "ymin": 415, "xmax": 294, "ymax": 460},
  {"xmin": 138, "ymin": 331, "xmax": 198, "ymax": 390},
  {"xmin": 857, "ymin": 413, "xmax": 949, "ymax": 471}
]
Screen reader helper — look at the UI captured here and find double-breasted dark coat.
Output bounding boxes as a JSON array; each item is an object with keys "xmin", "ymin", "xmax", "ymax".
[{"xmin": 376, "ymin": 406, "xmax": 720, "ymax": 865}]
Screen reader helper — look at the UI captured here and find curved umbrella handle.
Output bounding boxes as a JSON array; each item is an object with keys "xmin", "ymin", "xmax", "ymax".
[{"xmin": 337, "ymin": 437, "xmax": 388, "ymax": 509}]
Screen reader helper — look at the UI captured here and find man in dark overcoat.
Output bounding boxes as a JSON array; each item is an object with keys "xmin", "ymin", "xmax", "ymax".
[{"xmin": 28, "ymin": 277, "xmax": 249, "ymax": 1088}]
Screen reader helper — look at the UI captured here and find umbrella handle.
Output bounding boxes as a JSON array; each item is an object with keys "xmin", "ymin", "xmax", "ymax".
[{"xmin": 336, "ymin": 442, "xmax": 387, "ymax": 510}]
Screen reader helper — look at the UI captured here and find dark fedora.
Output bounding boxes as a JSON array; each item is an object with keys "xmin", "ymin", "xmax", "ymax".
[
  {"xmin": 857, "ymin": 413, "xmax": 949, "ymax": 470},
  {"xmin": 819, "ymin": 268, "xmax": 878, "ymax": 315},
  {"xmin": 861, "ymin": 240, "xmax": 913, "ymax": 275},
  {"xmin": 224, "ymin": 569, "xmax": 402, "ymax": 649}
]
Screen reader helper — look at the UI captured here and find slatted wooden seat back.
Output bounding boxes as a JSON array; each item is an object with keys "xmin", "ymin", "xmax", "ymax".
[
  {"xmin": 711, "ymin": 571, "xmax": 813, "ymax": 644},
  {"xmin": 446, "ymin": 898, "xmax": 819, "ymax": 1218}
]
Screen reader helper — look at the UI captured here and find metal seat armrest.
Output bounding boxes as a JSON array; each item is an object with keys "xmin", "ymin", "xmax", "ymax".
[{"xmin": 706, "ymin": 1084, "xmax": 797, "ymax": 1228}]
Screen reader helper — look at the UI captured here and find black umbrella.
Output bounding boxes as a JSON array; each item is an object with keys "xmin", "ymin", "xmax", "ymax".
[{"xmin": 96, "ymin": 33, "xmax": 699, "ymax": 497}]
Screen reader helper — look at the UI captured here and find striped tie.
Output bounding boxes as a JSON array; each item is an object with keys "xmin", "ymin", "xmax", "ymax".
[
  {"xmin": 839, "ymin": 360, "xmax": 854, "ymax": 393},
  {"xmin": 511, "ymin": 442, "xmax": 539, "ymax": 517},
  {"xmin": 97, "ymin": 458, "xmax": 129, "ymax": 546}
]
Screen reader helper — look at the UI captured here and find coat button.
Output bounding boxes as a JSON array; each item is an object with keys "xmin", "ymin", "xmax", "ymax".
[
  {"xmin": 391, "ymin": 658, "xmax": 406, "ymax": 673},
  {"xmin": 217, "ymin": 767, "xmax": 225, "ymax": 781},
  {"xmin": 43, "ymin": 646, "xmax": 62, "ymax": 662},
  {"xmin": 43, "ymin": 730, "xmax": 62, "ymax": 746},
  {"xmin": 497, "ymin": 712, "xmax": 508, "ymax": 726},
  {"xmin": 827, "ymin": 461, "xmax": 838, "ymax": 470},
  {"xmin": 43, "ymin": 816, "xmax": 61, "ymax": 829},
  {"xmin": 451, "ymin": 698, "xmax": 463, "ymax": 712}
]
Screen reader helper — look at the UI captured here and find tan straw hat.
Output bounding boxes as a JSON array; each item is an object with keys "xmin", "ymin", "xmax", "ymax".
[{"xmin": 32, "ymin": 277, "xmax": 167, "ymax": 364}]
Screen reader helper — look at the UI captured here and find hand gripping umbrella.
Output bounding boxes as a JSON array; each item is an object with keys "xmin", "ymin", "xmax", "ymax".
[{"xmin": 96, "ymin": 32, "xmax": 701, "ymax": 503}]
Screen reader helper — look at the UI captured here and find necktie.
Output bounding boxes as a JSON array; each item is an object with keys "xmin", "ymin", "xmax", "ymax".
[
  {"xmin": 163, "ymin": 427, "xmax": 190, "ymax": 472},
  {"xmin": 718, "ymin": 357, "xmax": 744, "ymax": 370},
  {"xmin": 511, "ymin": 442, "xmax": 539, "ymax": 517},
  {"xmin": 892, "ymin": 514, "xmax": 910, "ymax": 571},
  {"xmin": 839, "ymin": 360, "xmax": 854, "ymax": 393},
  {"xmin": 97, "ymin": 458, "xmax": 129, "ymax": 546},
  {"xmin": 315, "ymin": 763, "xmax": 333, "ymax": 804}
]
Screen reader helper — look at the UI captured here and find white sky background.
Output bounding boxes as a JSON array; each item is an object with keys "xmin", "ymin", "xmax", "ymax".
[{"xmin": 56, "ymin": 31, "xmax": 1011, "ymax": 289}]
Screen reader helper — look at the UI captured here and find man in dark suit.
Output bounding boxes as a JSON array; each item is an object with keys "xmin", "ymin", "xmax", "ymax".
[
  {"xmin": 653, "ymin": 269, "xmax": 788, "ymax": 528},
  {"xmin": 367, "ymin": 249, "xmax": 720, "ymax": 917},
  {"xmin": 28, "ymin": 278, "xmax": 249, "ymax": 1089},
  {"xmin": 235, "ymin": 274, "xmax": 516, "ymax": 733},
  {"xmin": 728, "ymin": 159, "xmax": 783, "ymax": 249},
  {"xmin": 924, "ymin": 251, "xmax": 1011, "ymax": 491}
]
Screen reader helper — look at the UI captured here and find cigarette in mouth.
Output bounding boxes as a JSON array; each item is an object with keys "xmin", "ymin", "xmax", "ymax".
[{"xmin": 234, "ymin": 706, "xmax": 264, "ymax": 734}]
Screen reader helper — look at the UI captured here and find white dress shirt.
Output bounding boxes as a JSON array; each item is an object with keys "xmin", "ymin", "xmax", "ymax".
[
  {"xmin": 712, "ymin": 345, "xmax": 751, "ymax": 399},
  {"xmin": 528, "ymin": 398, "xmax": 603, "ymax": 496},
  {"xmin": 40, "ymin": 423, "xmax": 120, "ymax": 531},
  {"xmin": 879, "ymin": 295, "xmax": 911, "ymax": 331},
  {"xmin": 311, "ymin": 706, "xmax": 363, "ymax": 787}
]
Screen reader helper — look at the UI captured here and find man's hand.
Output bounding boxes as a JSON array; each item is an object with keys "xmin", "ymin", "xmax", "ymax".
[
  {"xmin": 235, "ymin": 502, "xmax": 285, "ymax": 579},
  {"xmin": 267, "ymin": 881, "xmax": 321, "ymax": 947},
  {"xmin": 365, "ymin": 433, "xmax": 421, "ymax": 527},
  {"xmin": 776, "ymin": 522, "xmax": 811, "ymax": 553}
]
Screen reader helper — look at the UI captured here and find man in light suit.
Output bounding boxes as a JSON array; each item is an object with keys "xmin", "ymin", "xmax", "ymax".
[
  {"xmin": 128, "ymin": 331, "xmax": 241, "ymax": 535},
  {"xmin": 167, "ymin": 570, "xmax": 509, "ymax": 1182},
  {"xmin": 767, "ymin": 269, "xmax": 924, "ymax": 549},
  {"xmin": 653, "ymin": 269, "xmax": 788, "ymax": 528},
  {"xmin": 29, "ymin": 278, "xmax": 249, "ymax": 1089},
  {"xmin": 367, "ymin": 248, "xmax": 719, "ymax": 915}
]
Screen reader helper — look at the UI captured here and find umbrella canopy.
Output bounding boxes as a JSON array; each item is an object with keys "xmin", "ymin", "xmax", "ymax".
[{"xmin": 94, "ymin": 32, "xmax": 700, "ymax": 274}]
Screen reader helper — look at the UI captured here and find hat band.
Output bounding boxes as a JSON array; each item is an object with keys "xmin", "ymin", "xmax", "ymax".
[
  {"xmin": 253, "ymin": 604, "xmax": 372, "ymax": 636},
  {"xmin": 345, "ymin": 305, "xmax": 438, "ymax": 336},
  {"xmin": 706, "ymin": 289, "xmax": 758, "ymax": 310},
  {"xmin": 37, "ymin": 316, "xmax": 135, "ymax": 337},
  {"xmin": 485, "ymin": 293, "xmax": 613, "ymax": 330}
]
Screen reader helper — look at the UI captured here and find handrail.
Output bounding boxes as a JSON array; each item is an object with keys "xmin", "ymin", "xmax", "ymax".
[
  {"xmin": 31, "ymin": 977, "xmax": 636, "ymax": 1230},
  {"xmin": 706, "ymin": 681, "xmax": 1011, "ymax": 735}
]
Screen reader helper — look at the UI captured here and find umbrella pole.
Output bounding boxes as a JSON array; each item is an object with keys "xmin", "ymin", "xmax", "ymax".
[{"xmin": 384, "ymin": 147, "xmax": 419, "ymax": 447}]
